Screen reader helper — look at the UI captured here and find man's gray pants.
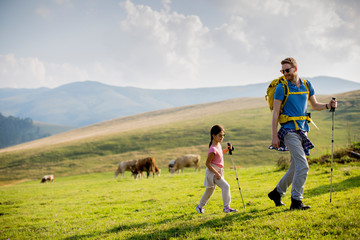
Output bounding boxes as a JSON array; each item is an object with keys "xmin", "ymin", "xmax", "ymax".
[{"xmin": 276, "ymin": 131, "xmax": 309, "ymax": 201}]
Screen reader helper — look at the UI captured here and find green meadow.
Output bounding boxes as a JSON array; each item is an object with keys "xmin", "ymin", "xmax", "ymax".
[
  {"xmin": 1, "ymin": 162, "xmax": 359, "ymax": 239},
  {"xmin": 0, "ymin": 91, "xmax": 359, "ymax": 239}
]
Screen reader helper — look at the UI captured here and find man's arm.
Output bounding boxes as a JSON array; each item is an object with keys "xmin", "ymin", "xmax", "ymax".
[
  {"xmin": 309, "ymin": 95, "xmax": 337, "ymax": 111},
  {"xmin": 272, "ymin": 99, "xmax": 282, "ymax": 148}
]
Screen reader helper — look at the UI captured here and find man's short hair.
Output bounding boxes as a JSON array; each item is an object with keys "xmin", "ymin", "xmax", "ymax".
[{"xmin": 281, "ymin": 57, "xmax": 297, "ymax": 68}]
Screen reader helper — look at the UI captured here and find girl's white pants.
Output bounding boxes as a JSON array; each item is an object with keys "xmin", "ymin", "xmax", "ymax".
[{"xmin": 199, "ymin": 167, "xmax": 231, "ymax": 208}]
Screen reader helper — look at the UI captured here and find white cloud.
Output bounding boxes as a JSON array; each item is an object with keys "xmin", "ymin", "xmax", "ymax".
[
  {"xmin": 0, "ymin": 54, "xmax": 87, "ymax": 88},
  {"xmin": 162, "ymin": 0, "xmax": 171, "ymax": 13},
  {"xmin": 212, "ymin": 16, "xmax": 251, "ymax": 59},
  {"xmin": 1, "ymin": 0, "xmax": 360, "ymax": 90},
  {"xmin": 118, "ymin": 0, "xmax": 210, "ymax": 88},
  {"xmin": 53, "ymin": 0, "xmax": 73, "ymax": 8},
  {"xmin": 35, "ymin": 6, "xmax": 51, "ymax": 19},
  {"xmin": 202, "ymin": 0, "xmax": 360, "ymax": 84},
  {"xmin": 0, "ymin": 54, "xmax": 46, "ymax": 88},
  {"xmin": 0, "ymin": 54, "xmax": 129, "ymax": 89},
  {"xmin": 35, "ymin": 0, "xmax": 73, "ymax": 20}
]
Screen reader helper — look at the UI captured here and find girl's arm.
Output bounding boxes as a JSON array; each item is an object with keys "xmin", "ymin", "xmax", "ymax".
[
  {"xmin": 206, "ymin": 152, "xmax": 222, "ymax": 179},
  {"xmin": 223, "ymin": 147, "xmax": 229, "ymax": 155}
]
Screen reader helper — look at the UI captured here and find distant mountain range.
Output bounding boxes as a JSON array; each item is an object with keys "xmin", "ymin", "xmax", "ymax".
[{"xmin": 1, "ymin": 76, "xmax": 359, "ymax": 127}]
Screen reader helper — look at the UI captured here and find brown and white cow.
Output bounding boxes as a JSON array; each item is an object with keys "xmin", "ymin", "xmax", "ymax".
[
  {"xmin": 170, "ymin": 154, "xmax": 201, "ymax": 173},
  {"xmin": 114, "ymin": 159, "xmax": 137, "ymax": 178},
  {"xmin": 41, "ymin": 175, "xmax": 54, "ymax": 183},
  {"xmin": 131, "ymin": 157, "xmax": 161, "ymax": 179}
]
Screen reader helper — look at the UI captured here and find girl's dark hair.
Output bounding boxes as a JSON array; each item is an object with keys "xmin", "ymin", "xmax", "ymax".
[{"xmin": 209, "ymin": 124, "xmax": 225, "ymax": 148}]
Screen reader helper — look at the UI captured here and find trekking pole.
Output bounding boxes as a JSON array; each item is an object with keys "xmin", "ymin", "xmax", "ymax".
[
  {"xmin": 227, "ymin": 142, "xmax": 246, "ymax": 210},
  {"xmin": 330, "ymin": 97, "xmax": 336, "ymax": 203}
]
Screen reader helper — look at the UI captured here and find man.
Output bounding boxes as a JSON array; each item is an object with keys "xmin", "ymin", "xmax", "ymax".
[{"xmin": 268, "ymin": 57, "xmax": 337, "ymax": 210}]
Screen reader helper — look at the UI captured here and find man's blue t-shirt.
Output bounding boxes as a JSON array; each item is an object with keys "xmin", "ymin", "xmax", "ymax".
[{"xmin": 274, "ymin": 78, "xmax": 315, "ymax": 132}]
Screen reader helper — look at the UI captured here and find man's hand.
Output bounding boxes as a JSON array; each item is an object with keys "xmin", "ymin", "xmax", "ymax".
[
  {"xmin": 328, "ymin": 98, "xmax": 337, "ymax": 109},
  {"xmin": 272, "ymin": 135, "xmax": 280, "ymax": 149}
]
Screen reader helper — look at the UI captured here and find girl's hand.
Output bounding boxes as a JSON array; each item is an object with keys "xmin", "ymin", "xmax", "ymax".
[
  {"xmin": 223, "ymin": 144, "xmax": 232, "ymax": 155},
  {"xmin": 227, "ymin": 144, "xmax": 232, "ymax": 150},
  {"xmin": 215, "ymin": 172, "xmax": 222, "ymax": 180}
]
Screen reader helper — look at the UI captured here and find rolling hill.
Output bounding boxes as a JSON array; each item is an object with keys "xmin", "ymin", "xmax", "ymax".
[
  {"xmin": 0, "ymin": 97, "xmax": 267, "ymax": 153},
  {"xmin": 0, "ymin": 89, "xmax": 359, "ymax": 184},
  {"xmin": 1, "ymin": 76, "xmax": 359, "ymax": 127}
]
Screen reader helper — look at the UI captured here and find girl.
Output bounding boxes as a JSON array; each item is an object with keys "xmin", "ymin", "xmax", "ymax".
[{"xmin": 196, "ymin": 125, "xmax": 237, "ymax": 213}]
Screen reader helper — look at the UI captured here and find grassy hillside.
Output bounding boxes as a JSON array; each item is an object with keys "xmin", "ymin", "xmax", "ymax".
[
  {"xmin": 0, "ymin": 162, "xmax": 359, "ymax": 239},
  {"xmin": 33, "ymin": 121, "xmax": 74, "ymax": 136},
  {"xmin": 0, "ymin": 90, "xmax": 359, "ymax": 184}
]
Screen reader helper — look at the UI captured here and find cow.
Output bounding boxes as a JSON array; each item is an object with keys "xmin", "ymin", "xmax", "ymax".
[
  {"xmin": 168, "ymin": 159, "xmax": 176, "ymax": 172},
  {"xmin": 41, "ymin": 175, "xmax": 54, "ymax": 183},
  {"xmin": 131, "ymin": 157, "xmax": 161, "ymax": 179},
  {"xmin": 114, "ymin": 159, "xmax": 137, "ymax": 178},
  {"xmin": 170, "ymin": 154, "xmax": 201, "ymax": 174}
]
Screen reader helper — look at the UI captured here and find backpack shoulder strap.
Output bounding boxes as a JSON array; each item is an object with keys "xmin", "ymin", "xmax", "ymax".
[
  {"xmin": 280, "ymin": 78, "xmax": 289, "ymax": 112},
  {"xmin": 302, "ymin": 78, "xmax": 310, "ymax": 99}
]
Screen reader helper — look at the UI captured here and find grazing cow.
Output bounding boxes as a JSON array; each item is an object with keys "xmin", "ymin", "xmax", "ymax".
[
  {"xmin": 131, "ymin": 157, "xmax": 161, "ymax": 179},
  {"xmin": 168, "ymin": 160, "xmax": 176, "ymax": 172},
  {"xmin": 171, "ymin": 154, "xmax": 201, "ymax": 174},
  {"xmin": 114, "ymin": 160, "xmax": 137, "ymax": 178},
  {"xmin": 41, "ymin": 175, "xmax": 54, "ymax": 183}
]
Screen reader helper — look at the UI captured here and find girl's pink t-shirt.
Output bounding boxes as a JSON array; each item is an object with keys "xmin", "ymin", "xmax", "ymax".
[{"xmin": 208, "ymin": 144, "xmax": 224, "ymax": 168}]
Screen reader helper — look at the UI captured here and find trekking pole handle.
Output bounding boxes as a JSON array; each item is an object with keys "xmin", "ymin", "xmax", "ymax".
[
  {"xmin": 330, "ymin": 97, "xmax": 336, "ymax": 112},
  {"xmin": 227, "ymin": 142, "xmax": 234, "ymax": 155}
]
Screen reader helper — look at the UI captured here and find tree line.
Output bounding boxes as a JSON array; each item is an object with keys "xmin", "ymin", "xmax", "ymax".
[{"xmin": 0, "ymin": 113, "xmax": 50, "ymax": 149}]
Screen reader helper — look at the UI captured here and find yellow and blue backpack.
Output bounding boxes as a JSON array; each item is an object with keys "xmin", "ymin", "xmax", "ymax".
[{"xmin": 265, "ymin": 76, "xmax": 317, "ymax": 130}]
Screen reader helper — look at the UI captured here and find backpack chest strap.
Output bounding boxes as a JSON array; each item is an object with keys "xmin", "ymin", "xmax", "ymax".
[{"xmin": 288, "ymin": 91, "xmax": 309, "ymax": 95}]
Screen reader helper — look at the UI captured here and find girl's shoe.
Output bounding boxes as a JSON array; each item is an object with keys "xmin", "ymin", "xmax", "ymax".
[
  {"xmin": 196, "ymin": 205, "xmax": 205, "ymax": 214},
  {"xmin": 223, "ymin": 207, "xmax": 237, "ymax": 213}
]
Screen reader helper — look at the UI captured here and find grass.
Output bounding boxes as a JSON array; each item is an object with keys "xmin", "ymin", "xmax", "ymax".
[
  {"xmin": 1, "ymin": 161, "xmax": 359, "ymax": 239},
  {"xmin": 1, "ymin": 89, "xmax": 359, "ymax": 239},
  {"xmin": 1, "ymin": 101, "xmax": 359, "ymax": 183}
]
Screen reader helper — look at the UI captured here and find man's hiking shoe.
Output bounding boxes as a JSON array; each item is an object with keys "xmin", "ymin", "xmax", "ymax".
[
  {"xmin": 268, "ymin": 187, "xmax": 285, "ymax": 207},
  {"xmin": 196, "ymin": 205, "xmax": 204, "ymax": 214},
  {"xmin": 223, "ymin": 207, "xmax": 237, "ymax": 213},
  {"xmin": 290, "ymin": 197, "xmax": 311, "ymax": 210}
]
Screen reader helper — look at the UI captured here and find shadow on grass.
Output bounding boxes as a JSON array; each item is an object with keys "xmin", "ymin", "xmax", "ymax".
[
  {"xmin": 307, "ymin": 175, "xmax": 360, "ymax": 197},
  {"xmin": 64, "ymin": 222, "xmax": 149, "ymax": 240},
  {"xmin": 64, "ymin": 207, "xmax": 285, "ymax": 240},
  {"xmin": 122, "ymin": 207, "xmax": 287, "ymax": 240},
  {"xmin": 123, "ymin": 213, "xmax": 247, "ymax": 240}
]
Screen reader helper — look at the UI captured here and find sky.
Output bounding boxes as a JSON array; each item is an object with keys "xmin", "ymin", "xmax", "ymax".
[{"xmin": 0, "ymin": 0, "xmax": 359, "ymax": 89}]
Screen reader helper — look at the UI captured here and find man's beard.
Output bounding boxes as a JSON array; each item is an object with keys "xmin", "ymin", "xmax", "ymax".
[{"xmin": 285, "ymin": 72, "xmax": 296, "ymax": 81}]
